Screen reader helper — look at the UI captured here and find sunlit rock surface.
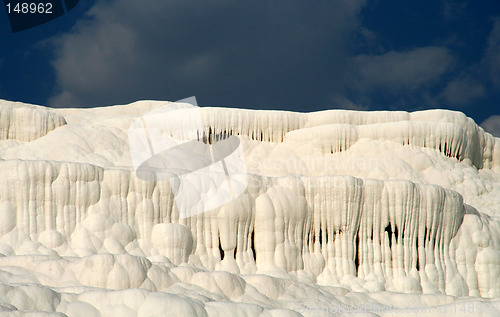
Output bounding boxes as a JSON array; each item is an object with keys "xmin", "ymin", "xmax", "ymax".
[{"xmin": 0, "ymin": 99, "xmax": 499, "ymax": 316}]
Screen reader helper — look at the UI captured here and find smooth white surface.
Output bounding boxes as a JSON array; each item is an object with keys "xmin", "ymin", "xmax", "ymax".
[{"xmin": 0, "ymin": 99, "xmax": 499, "ymax": 316}]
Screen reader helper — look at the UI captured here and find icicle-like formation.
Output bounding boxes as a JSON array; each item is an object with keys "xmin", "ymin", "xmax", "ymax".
[
  {"xmin": 358, "ymin": 122, "xmax": 467, "ymax": 160},
  {"xmin": 284, "ymin": 121, "xmax": 468, "ymax": 159},
  {"xmin": 3, "ymin": 101, "xmax": 494, "ymax": 170},
  {"xmin": 0, "ymin": 101, "xmax": 66, "ymax": 141},
  {"xmin": 356, "ymin": 180, "xmax": 466, "ymax": 294},
  {"xmin": 0, "ymin": 160, "xmax": 103, "ymax": 236},
  {"xmin": 0, "ymin": 100, "xmax": 499, "ymax": 308},
  {"xmin": 195, "ymin": 107, "xmax": 498, "ymax": 169},
  {"xmin": 285, "ymin": 124, "xmax": 358, "ymax": 154},
  {"xmin": 306, "ymin": 109, "xmax": 411, "ymax": 126},
  {"xmin": 2, "ymin": 159, "xmax": 495, "ymax": 296},
  {"xmin": 200, "ymin": 108, "xmax": 306, "ymax": 143}
]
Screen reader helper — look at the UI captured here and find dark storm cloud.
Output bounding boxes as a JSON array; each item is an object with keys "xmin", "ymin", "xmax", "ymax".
[
  {"xmin": 442, "ymin": 0, "xmax": 467, "ymax": 21},
  {"xmin": 438, "ymin": 17, "xmax": 500, "ymax": 107},
  {"xmin": 440, "ymin": 77, "xmax": 485, "ymax": 106},
  {"xmin": 481, "ymin": 115, "xmax": 500, "ymax": 137},
  {"xmin": 484, "ymin": 18, "xmax": 500, "ymax": 89},
  {"xmin": 348, "ymin": 47, "xmax": 455, "ymax": 103},
  {"xmin": 49, "ymin": 0, "xmax": 367, "ymax": 109},
  {"xmin": 48, "ymin": 0, "xmax": 499, "ymax": 116}
]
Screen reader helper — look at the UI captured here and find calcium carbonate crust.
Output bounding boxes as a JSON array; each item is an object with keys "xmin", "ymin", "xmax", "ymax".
[{"xmin": 0, "ymin": 99, "xmax": 499, "ymax": 317}]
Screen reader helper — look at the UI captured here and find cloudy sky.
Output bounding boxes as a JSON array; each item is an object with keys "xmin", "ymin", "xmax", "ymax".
[{"xmin": 1, "ymin": 0, "xmax": 499, "ymax": 135}]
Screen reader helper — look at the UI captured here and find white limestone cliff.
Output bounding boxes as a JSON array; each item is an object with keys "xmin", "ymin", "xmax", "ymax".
[{"xmin": 0, "ymin": 99, "xmax": 499, "ymax": 316}]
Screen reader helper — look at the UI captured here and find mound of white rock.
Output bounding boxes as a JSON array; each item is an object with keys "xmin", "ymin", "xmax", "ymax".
[{"xmin": 0, "ymin": 99, "xmax": 499, "ymax": 316}]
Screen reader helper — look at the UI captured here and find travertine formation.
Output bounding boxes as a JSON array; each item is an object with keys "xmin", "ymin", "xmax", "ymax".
[{"xmin": 0, "ymin": 99, "xmax": 499, "ymax": 316}]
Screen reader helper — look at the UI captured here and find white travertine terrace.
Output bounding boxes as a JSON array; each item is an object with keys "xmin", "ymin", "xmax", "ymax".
[
  {"xmin": 0, "ymin": 101, "xmax": 66, "ymax": 141},
  {"xmin": 0, "ymin": 99, "xmax": 499, "ymax": 316}
]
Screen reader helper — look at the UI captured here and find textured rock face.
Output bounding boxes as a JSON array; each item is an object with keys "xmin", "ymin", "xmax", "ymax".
[
  {"xmin": 0, "ymin": 101, "xmax": 66, "ymax": 141},
  {"xmin": 0, "ymin": 99, "xmax": 499, "ymax": 316}
]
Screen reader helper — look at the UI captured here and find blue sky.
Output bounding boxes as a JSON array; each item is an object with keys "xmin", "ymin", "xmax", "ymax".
[{"xmin": 1, "ymin": 0, "xmax": 499, "ymax": 134}]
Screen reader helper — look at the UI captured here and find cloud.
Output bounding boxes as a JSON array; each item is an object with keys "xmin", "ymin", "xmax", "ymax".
[
  {"xmin": 47, "ymin": 0, "xmax": 495, "ymax": 114},
  {"xmin": 442, "ymin": 0, "xmax": 467, "ymax": 21},
  {"xmin": 48, "ymin": 0, "xmax": 367, "ymax": 108},
  {"xmin": 440, "ymin": 77, "xmax": 485, "ymax": 106},
  {"xmin": 437, "ymin": 17, "xmax": 499, "ymax": 107},
  {"xmin": 328, "ymin": 94, "xmax": 370, "ymax": 111},
  {"xmin": 481, "ymin": 115, "xmax": 500, "ymax": 137},
  {"xmin": 352, "ymin": 47, "xmax": 454, "ymax": 91},
  {"xmin": 484, "ymin": 17, "xmax": 500, "ymax": 88}
]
